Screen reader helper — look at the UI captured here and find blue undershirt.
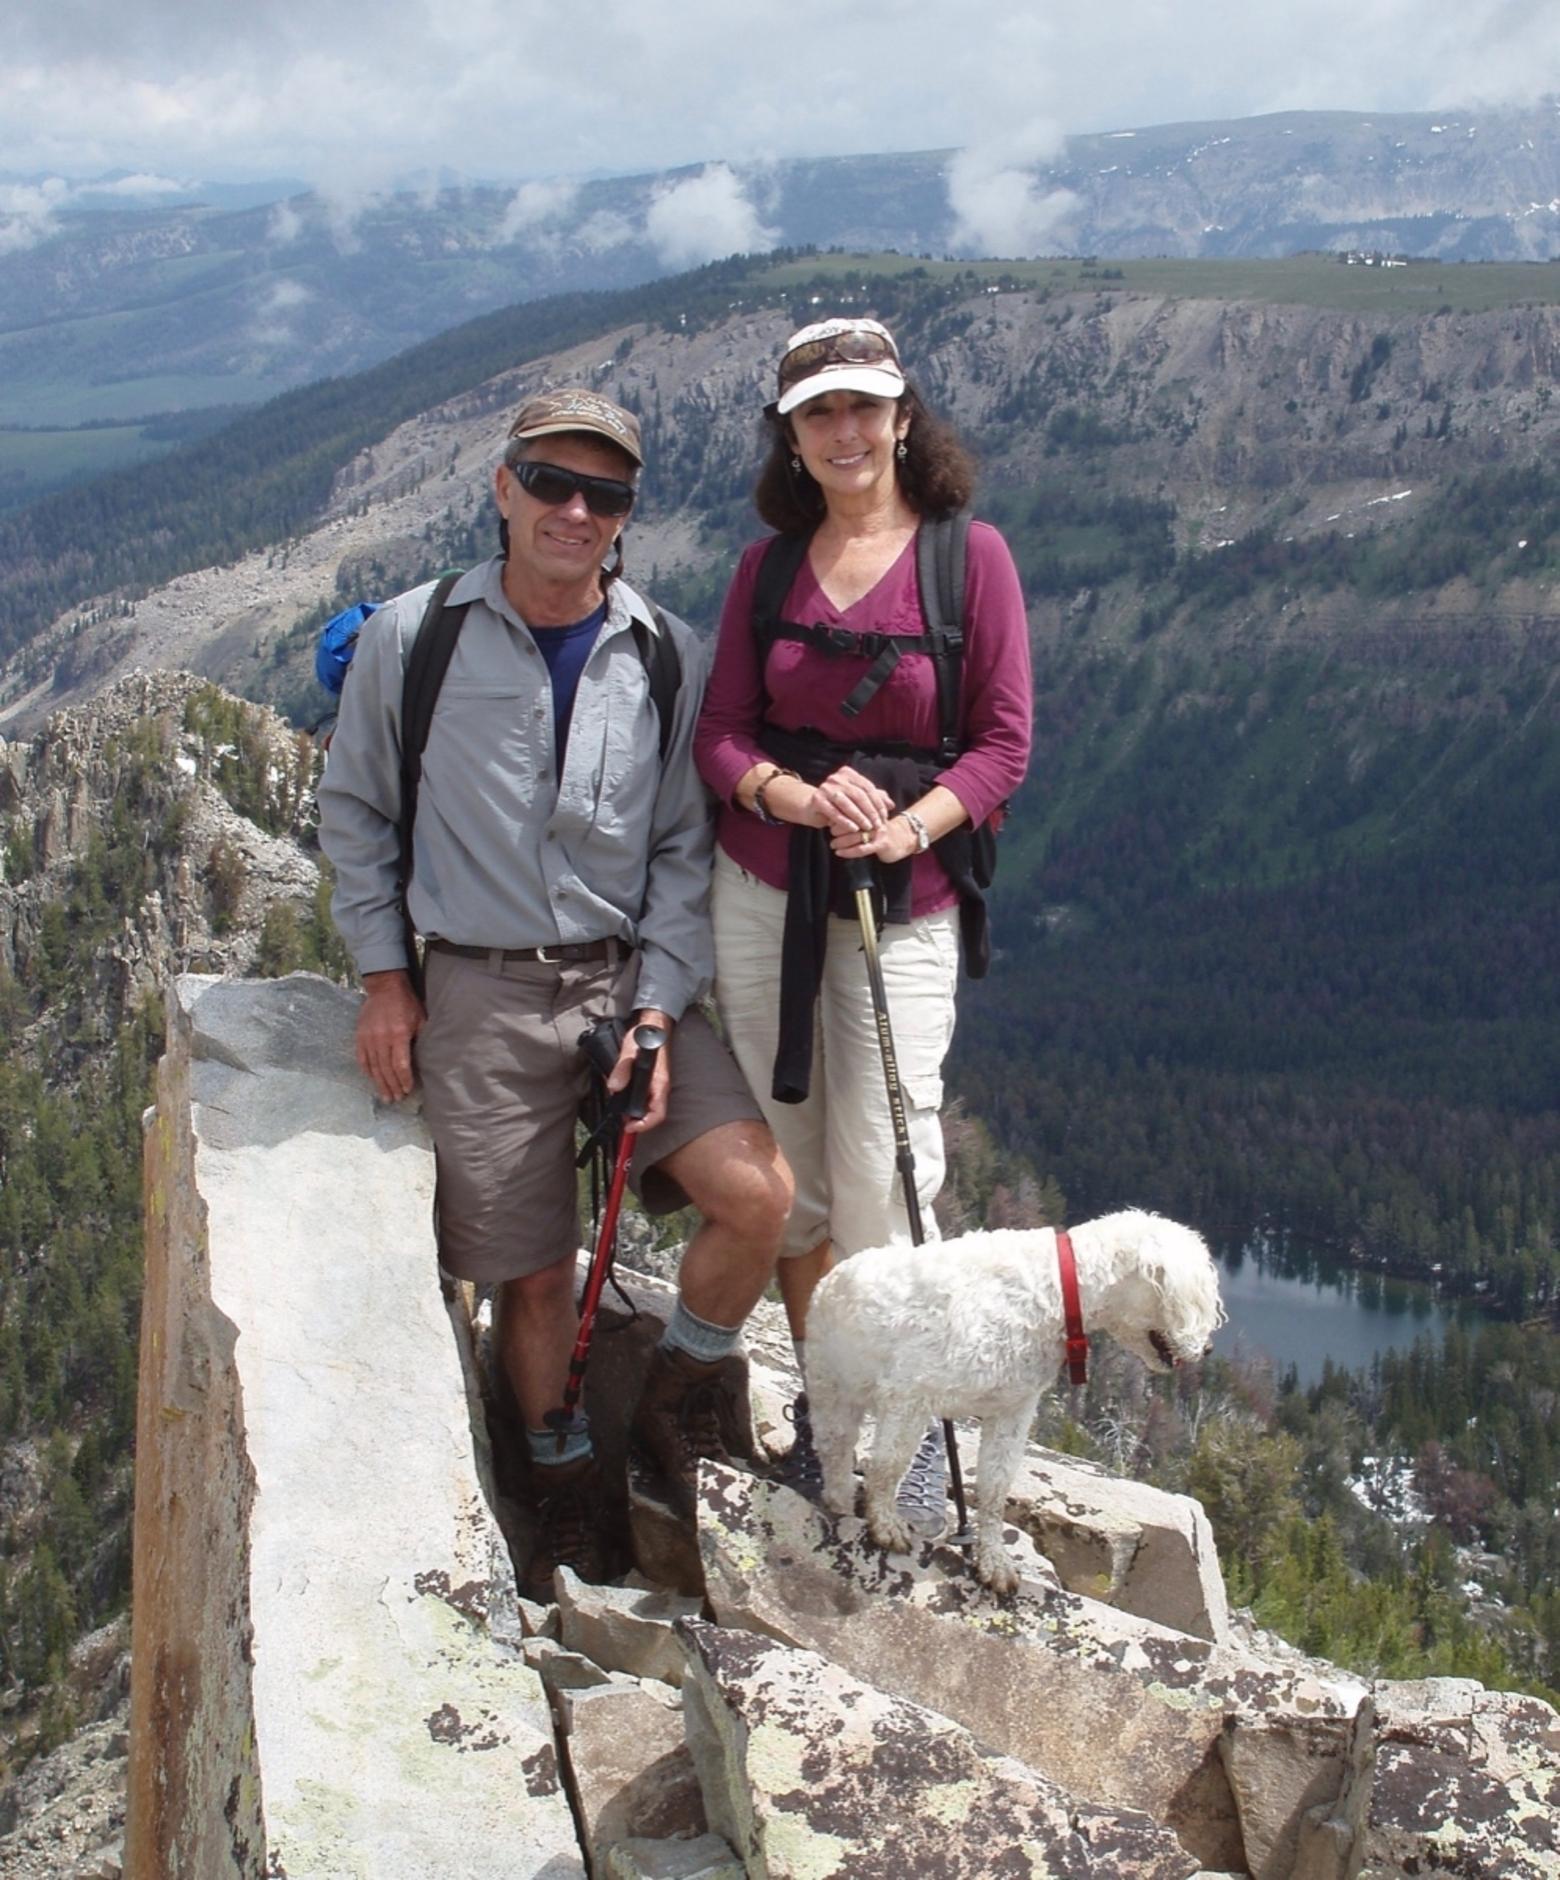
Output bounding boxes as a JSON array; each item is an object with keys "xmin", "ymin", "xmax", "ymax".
[{"xmin": 531, "ymin": 604, "xmax": 606, "ymax": 763}]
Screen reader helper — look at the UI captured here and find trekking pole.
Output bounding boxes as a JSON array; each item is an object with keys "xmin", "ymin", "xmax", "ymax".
[
  {"xmin": 551, "ymin": 1022, "xmax": 668, "ymax": 1450},
  {"xmin": 844, "ymin": 857, "xmax": 972, "ymax": 1548}
]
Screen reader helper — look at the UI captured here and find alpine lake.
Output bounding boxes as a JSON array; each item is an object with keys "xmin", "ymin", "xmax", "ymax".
[{"xmin": 1211, "ymin": 1232, "xmax": 1495, "ymax": 1388}]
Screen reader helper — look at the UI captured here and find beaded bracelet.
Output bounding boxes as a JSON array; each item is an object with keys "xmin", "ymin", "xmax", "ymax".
[{"xmin": 752, "ymin": 768, "xmax": 798, "ymax": 826}]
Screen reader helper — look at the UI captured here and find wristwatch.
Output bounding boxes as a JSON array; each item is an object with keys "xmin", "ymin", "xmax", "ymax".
[{"xmin": 900, "ymin": 809, "xmax": 931, "ymax": 853}]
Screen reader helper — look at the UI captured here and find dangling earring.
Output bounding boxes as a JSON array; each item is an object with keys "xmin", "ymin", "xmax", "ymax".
[
  {"xmin": 790, "ymin": 454, "xmax": 803, "ymax": 474},
  {"xmin": 896, "ymin": 440, "xmax": 908, "ymax": 462}
]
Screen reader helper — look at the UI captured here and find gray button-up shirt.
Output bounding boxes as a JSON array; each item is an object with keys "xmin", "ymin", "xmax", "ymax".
[{"xmin": 317, "ymin": 557, "xmax": 714, "ymax": 1022}]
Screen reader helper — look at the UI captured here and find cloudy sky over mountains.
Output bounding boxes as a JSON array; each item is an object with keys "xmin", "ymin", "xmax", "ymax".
[{"xmin": 3, "ymin": 0, "xmax": 1556, "ymax": 249}]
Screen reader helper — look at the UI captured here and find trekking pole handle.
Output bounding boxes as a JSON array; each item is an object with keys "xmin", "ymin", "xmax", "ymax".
[
  {"xmin": 625, "ymin": 1023, "xmax": 668, "ymax": 1122},
  {"xmin": 844, "ymin": 857, "xmax": 875, "ymax": 895}
]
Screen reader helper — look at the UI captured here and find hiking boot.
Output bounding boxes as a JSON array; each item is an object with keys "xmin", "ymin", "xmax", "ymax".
[
  {"xmin": 895, "ymin": 1423, "xmax": 948, "ymax": 1541},
  {"xmin": 769, "ymin": 1392, "xmax": 824, "ymax": 1501},
  {"xmin": 521, "ymin": 1452, "xmax": 607, "ymax": 1602},
  {"xmin": 629, "ymin": 1344, "xmax": 743, "ymax": 1519}
]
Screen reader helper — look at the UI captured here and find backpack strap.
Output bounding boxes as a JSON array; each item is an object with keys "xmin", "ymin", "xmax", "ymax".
[
  {"xmin": 632, "ymin": 609, "xmax": 682, "ymax": 764},
  {"xmin": 396, "ymin": 570, "xmax": 467, "ymax": 994},
  {"xmin": 751, "ymin": 533, "xmax": 812, "ymax": 679},
  {"xmin": 753, "ymin": 518, "xmax": 971, "ymax": 757},
  {"xmin": 916, "ymin": 510, "xmax": 971, "ymax": 766}
]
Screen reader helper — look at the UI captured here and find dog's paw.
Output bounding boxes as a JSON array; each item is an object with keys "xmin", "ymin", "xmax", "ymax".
[
  {"xmin": 867, "ymin": 1508, "xmax": 916, "ymax": 1557},
  {"xmin": 975, "ymin": 1544, "xmax": 1021, "ymax": 1597}
]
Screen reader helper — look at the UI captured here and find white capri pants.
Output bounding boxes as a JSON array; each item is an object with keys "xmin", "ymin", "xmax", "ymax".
[{"xmin": 712, "ymin": 849, "xmax": 959, "ymax": 1260}]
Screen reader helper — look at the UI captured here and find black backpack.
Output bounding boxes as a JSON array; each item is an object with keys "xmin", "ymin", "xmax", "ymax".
[
  {"xmin": 395, "ymin": 571, "xmax": 683, "ymax": 989},
  {"xmin": 748, "ymin": 510, "xmax": 970, "ymax": 763}
]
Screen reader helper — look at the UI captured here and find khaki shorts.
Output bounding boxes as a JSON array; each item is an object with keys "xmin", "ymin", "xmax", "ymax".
[{"xmin": 416, "ymin": 943, "xmax": 762, "ymax": 1285}]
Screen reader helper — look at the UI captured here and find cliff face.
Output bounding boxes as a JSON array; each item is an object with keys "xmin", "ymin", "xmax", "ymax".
[
  {"xmin": 0, "ymin": 675, "xmax": 333, "ymax": 1863},
  {"xmin": 0, "ymin": 670, "xmax": 321, "ymax": 1004}
]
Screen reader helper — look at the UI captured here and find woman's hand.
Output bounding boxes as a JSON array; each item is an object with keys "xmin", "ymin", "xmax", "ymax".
[
  {"xmin": 830, "ymin": 811, "xmax": 920, "ymax": 865},
  {"xmin": 735, "ymin": 761, "xmax": 894, "ymax": 837},
  {"xmin": 830, "ymin": 784, "xmax": 969, "ymax": 864},
  {"xmin": 805, "ymin": 766, "xmax": 894, "ymax": 837}
]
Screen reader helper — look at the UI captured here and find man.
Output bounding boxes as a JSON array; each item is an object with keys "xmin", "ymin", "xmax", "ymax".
[{"xmin": 318, "ymin": 388, "xmax": 791, "ymax": 1596}]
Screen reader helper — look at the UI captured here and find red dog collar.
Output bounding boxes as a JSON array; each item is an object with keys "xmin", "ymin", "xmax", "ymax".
[{"xmin": 1056, "ymin": 1228, "xmax": 1089, "ymax": 1386}]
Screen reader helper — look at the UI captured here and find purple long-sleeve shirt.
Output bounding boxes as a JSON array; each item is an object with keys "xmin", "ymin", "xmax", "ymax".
[{"xmin": 694, "ymin": 520, "xmax": 1033, "ymax": 915}]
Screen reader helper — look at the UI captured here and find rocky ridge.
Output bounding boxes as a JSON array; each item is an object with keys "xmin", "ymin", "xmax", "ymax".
[{"xmin": 119, "ymin": 974, "xmax": 1560, "ymax": 1878}]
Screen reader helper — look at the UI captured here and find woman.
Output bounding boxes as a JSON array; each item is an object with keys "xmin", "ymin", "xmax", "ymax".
[{"xmin": 694, "ymin": 316, "xmax": 1033, "ymax": 1529}]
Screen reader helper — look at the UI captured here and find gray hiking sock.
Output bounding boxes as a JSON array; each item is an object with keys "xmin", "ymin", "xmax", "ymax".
[
  {"xmin": 792, "ymin": 1337, "xmax": 807, "ymax": 1381},
  {"xmin": 528, "ymin": 1419, "xmax": 592, "ymax": 1469},
  {"xmin": 662, "ymin": 1297, "xmax": 741, "ymax": 1365}
]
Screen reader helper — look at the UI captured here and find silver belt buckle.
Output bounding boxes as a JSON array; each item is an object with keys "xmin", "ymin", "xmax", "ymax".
[{"xmin": 533, "ymin": 943, "xmax": 559, "ymax": 964}]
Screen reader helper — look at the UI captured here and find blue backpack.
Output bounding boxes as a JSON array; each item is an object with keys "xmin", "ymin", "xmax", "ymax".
[{"xmin": 315, "ymin": 600, "xmax": 381, "ymax": 695}]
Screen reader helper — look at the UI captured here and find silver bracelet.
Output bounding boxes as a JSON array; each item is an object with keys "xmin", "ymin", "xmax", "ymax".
[{"xmin": 900, "ymin": 809, "xmax": 931, "ymax": 853}]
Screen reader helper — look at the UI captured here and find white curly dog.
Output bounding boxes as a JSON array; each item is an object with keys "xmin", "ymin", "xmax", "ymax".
[{"xmin": 804, "ymin": 1210, "xmax": 1225, "ymax": 1594}]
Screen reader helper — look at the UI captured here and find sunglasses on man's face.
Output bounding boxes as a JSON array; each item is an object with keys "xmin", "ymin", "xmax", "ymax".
[
  {"xmin": 508, "ymin": 457, "xmax": 637, "ymax": 518},
  {"xmin": 777, "ymin": 329, "xmax": 900, "ymax": 394}
]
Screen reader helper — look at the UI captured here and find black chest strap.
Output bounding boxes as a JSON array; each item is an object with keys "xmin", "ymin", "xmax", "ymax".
[{"xmin": 751, "ymin": 512, "xmax": 970, "ymax": 763}]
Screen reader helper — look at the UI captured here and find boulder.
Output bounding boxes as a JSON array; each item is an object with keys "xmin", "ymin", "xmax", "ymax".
[
  {"xmin": 1219, "ymin": 1697, "xmax": 1375, "ymax": 1880},
  {"xmin": 556, "ymin": 1567, "xmax": 703, "ymax": 1686},
  {"xmin": 697, "ymin": 1462, "xmax": 1367, "ymax": 1872},
  {"xmin": 525, "ymin": 1636, "xmax": 626, "ymax": 1700},
  {"xmin": 745, "ymin": 1356, "xmax": 1228, "ymax": 1644},
  {"xmin": 558, "ymin": 1682, "xmax": 706, "ymax": 1864},
  {"xmin": 126, "ymin": 974, "xmax": 580, "ymax": 1880},
  {"xmin": 1357, "ymin": 1679, "xmax": 1560, "ymax": 1877},
  {"xmin": 1007, "ymin": 1448, "xmax": 1231, "ymax": 1645},
  {"xmin": 601, "ymin": 1835, "xmax": 745, "ymax": 1879},
  {"xmin": 678, "ymin": 1618, "xmax": 1199, "ymax": 1878}
]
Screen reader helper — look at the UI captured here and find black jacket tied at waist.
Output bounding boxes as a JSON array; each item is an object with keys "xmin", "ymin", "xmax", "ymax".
[{"xmin": 758, "ymin": 725, "xmax": 994, "ymax": 1105}]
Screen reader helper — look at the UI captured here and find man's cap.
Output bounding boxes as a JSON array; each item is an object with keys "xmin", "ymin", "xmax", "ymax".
[
  {"xmin": 772, "ymin": 317, "xmax": 906, "ymax": 417},
  {"xmin": 507, "ymin": 388, "xmax": 644, "ymax": 466}
]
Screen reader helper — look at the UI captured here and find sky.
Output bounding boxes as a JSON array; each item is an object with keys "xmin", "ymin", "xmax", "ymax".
[{"xmin": 3, "ymin": 0, "xmax": 1557, "ymax": 252}]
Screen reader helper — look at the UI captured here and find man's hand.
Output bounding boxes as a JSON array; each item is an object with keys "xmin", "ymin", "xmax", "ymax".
[
  {"xmin": 355, "ymin": 969, "xmax": 426, "ymax": 1102},
  {"xmin": 607, "ymin": 1009, "xmax": 675, "ymax": 1133}
]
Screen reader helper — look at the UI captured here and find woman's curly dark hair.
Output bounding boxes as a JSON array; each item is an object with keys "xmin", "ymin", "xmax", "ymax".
[{"xmin": 753, "ymin": 383, "xmax": 977, "ymax": 535}]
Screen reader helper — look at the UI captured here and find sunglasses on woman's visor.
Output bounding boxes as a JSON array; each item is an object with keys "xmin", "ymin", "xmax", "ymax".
[
  {"xmin": 777, "ymin": 329, "xmax": 900, "ymax": 393},
  {"xmin": 508, "ymin": 458, "xmax": 637, "ymax": 518}
]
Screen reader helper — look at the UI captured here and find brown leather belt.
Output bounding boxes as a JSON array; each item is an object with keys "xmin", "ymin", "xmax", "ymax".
[{"xmin": 426, "ymin": 936, "xmax": 631, "ymax": 966}]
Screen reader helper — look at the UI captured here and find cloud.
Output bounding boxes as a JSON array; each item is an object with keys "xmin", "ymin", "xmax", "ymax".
[
  {"xmin": 576, "ymin": 210, "xmax": 638, "ymax": 254},
  {"xmin": 497, "ymin": 177, "xmax": 581, "ymax": 246},
  {"xmin": 0, "ymin": 170, "xmax": 190, "ymax": 251},
  {"xmin": 947, "ymin": 122, "xmax": 1080, "ymax": 257},
  {"xmin": 0, "ymin": 176, "xmax": 71, "ymax": 253},
  {"xmin": 645, "ymin": 165, "xmax": 777, "ymax": 268},
  {"xmin": 250, "ymin": 276, "xmax": 314, "ymax": 346},
  {"xmin": 88, "ymin": 171, "xmax": 190, "ymax": 198},
  {"xmin": 267, "ymin": 200, "xmax": 304, "ymax": 245},
  {"xmin": 2, "ymin": 3, "xmax": 1560, "ymax": 207}
]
